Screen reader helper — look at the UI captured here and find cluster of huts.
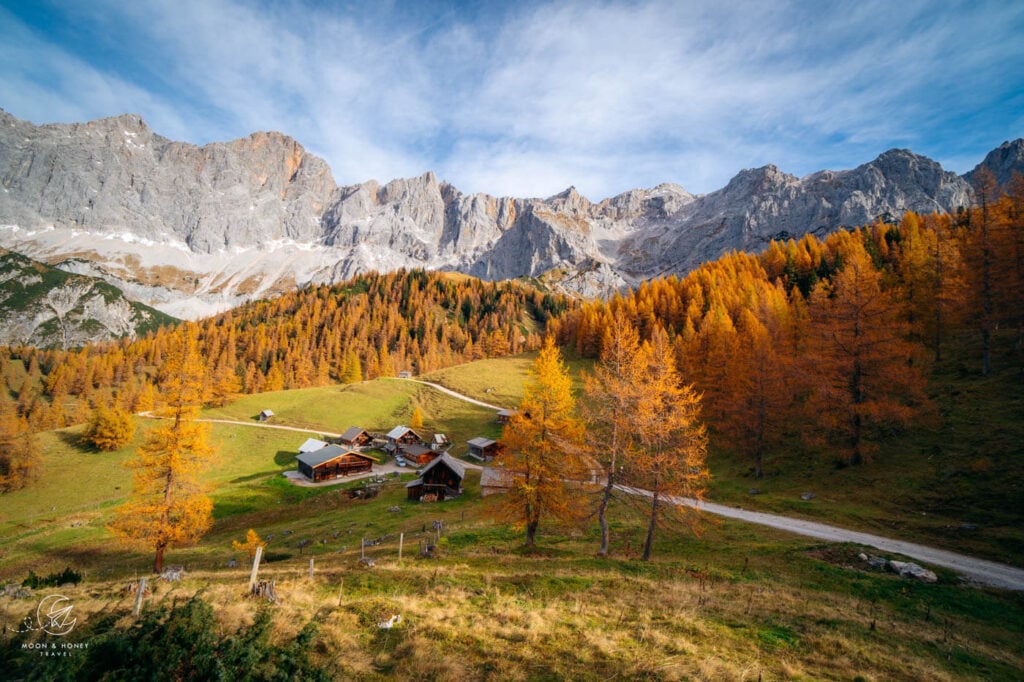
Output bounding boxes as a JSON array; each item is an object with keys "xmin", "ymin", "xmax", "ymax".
[{"xmin": 292, "ymin": 411, "xmax": 511, "ymax": 502}]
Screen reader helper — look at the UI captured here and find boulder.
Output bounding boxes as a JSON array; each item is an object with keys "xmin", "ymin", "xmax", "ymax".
[{"xmin": 887, "ymin": 560, "xmax": 938, "ymax": 583}]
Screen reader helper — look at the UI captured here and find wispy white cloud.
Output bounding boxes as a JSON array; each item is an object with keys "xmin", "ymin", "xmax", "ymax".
[{"xmin": 1, "ymin": 0, "xmax": 1021, "ymax": 199}]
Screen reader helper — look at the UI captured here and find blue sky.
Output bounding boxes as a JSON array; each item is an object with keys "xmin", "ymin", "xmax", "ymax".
[{"xmin": 1, "ymin": 0, "xmax": 1022, "ymax": 199}]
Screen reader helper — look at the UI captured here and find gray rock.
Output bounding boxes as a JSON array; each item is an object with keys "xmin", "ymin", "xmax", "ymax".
[
  {"xmin": 888, "ymin": 560, "xmax": 938, "ymax": 583},
  {"xmin": 800, "ymin": 492, "xmax": 816, "ymax": 501},
  {"xmin": 1, "ymin": 108, "xmax": 1014, "ymax": 325}
]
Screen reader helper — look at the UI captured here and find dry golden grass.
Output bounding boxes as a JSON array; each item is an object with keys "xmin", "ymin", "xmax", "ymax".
[{"xmin": 6, "ymin": 536, "xmax": 1014, "ymax": 681}]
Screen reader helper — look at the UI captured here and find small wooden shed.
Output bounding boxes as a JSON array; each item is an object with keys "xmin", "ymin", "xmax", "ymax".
[
  {"xmin": 258, "ymin": 409, "xmax": 275, "ymax": 422},
  {"xmin": 295, "ymin": 445, "xmax": 378, "ymax": 482},
  {"xmin": 406, "ymin": 453, "xmax": 466, "ymax": 501},
  {"xmin": 340, "ymin": 426, "xmax": 372, "ymax": 448},
  {"xmin": 480, "ymin": 467, "xmax": 517, "ymax": 497},
  {"xmin": 496, "ymin": 408, "xmax": 516, "ymax": 424},
  {"xmin": 467, "ymin": 437, "xmax": 501, "ymax": 461}
]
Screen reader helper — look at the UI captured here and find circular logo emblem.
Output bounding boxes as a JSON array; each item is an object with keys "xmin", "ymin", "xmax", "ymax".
[{"xmin": 37, "ymin": 594, "xmax": 76, "ymax": 636}]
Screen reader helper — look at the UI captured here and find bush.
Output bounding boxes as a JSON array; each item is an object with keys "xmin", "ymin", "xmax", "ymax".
[{"xmin": 22, "ymin": 566, "xmax": 82, "ymax": 588}]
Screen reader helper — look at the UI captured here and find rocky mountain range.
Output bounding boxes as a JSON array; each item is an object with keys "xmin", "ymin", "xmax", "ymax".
[{"xmin": 1, "ymin": 108, "xmax": 1020, "ymax": 326}]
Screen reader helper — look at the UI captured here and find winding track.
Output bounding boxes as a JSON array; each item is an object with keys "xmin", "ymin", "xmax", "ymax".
[{"xmin": 144, "ymin": 379, "xmax": 1024, "ymax": 590}]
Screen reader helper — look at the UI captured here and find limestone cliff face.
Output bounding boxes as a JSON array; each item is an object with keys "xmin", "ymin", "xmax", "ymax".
[
  {"xmin": 0, "ymin": 110, "xmax": 335, "ymax": 252},
  {"xmin": 0, "ymin": 109, "xmax": 1016, "ymax": 325}
]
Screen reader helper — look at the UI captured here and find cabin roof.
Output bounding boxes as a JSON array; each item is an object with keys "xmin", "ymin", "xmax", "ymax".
[
  {"xmin": 386, "ymin": 425, "xmax": 420, "ymax": 440},
  {"xmin": 298, "ymin": 438, "xmax": 328, "ymax": 453},
  {"xmin": 260, "ymin": 409, "xmax": 274, "ymax": 417},
  {"xmin": 296, "ymin": 444, "xmax": 378, "ymax": 468},
  {"xmin": 340, "ymin": 426, "xmax": 368, "ymax": 441},
  {"xmin": 418, "ymin": 451, "xmax": 466, "ymax": 479},
  {"xmin": 400, "ymin": 443, "xmax": 434, "ymax": 457},
  {"xmin": 480, "ymin": 467, "xmax": 515, "ymax": 488},
  {"xmin": 467, "ymin": 437, "xmax": 497, "ymax": 448}
]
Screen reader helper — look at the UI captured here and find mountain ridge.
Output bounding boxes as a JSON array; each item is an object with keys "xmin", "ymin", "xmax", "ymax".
[{"xmin": 1, "ymin": 108, "xmax": 1021, "ymax": 323}]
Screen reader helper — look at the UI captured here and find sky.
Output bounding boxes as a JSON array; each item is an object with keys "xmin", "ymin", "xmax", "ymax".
[{"xmin": 1, "ymin": 0, "xmax": 1022, "ymax": 200}]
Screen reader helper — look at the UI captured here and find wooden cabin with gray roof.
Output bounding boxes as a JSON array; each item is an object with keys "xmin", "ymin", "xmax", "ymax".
[
  {"xmin": 296, "ymin": 445, "xmax": 378, "ymax": 482},
  {"xmin": 406, "ymin": 452, "xmax": 465, "ymax": 501}
]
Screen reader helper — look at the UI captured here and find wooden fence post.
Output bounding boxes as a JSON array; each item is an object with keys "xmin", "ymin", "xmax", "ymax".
[
  {"xmin": 309, "ymin": 558, "xmax": 314, "ymax": 579},
  {"xmin": 133, "ymin": 577, "xmax": 148, "ymax": 617},
  {"xmin": 398, "ymin": 532, "xmax": 404, "ymax": 563},
  {"xmin": 248, "ymin": 546, "xmax": 264, "ymax": 592}
]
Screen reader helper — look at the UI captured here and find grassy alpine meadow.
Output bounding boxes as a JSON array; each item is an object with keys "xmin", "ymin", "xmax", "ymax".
[
  {"xmin": 1, "ymin": 474, "xmax": 1022, "ymax": 680},
  {"xmin": 1, "ymin": 355, "xmax": 1023, "ymax": 679}
]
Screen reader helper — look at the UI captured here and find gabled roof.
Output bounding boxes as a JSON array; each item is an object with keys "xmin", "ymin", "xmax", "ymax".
[
  {"xmin": 260, "ymin": 409, "xmax": 274, "ymax": 417},
  {"xmin": 340, "ymin": 426, "xmax": 368, "ymax": 441},
  {"xmin": 386, "ymin": 425, "xmax": 420, "ymax": 440},
  {"xmin": 433, "ymin": 433, "xmax": 449, "ymax": 444},
  {"xmin": 468, "ymin": 437, "xmax": 497, "ymax": 448},
  {"xmin": 298, "ymin": 438, "xmax": 328, "ymax": 453},
  {"xmin": 399, "ymin": 443, "xmax": 434, "ymax": 457},
  {"xmin": 296, "ymin": 445, "xmax": 379, "ymax": 468},
  {"xmin": 496, "ymin": 408, "xmax": 515, "ymax": 417},
  {"xmin": 419, "ymin": 452, "xmax": 466, "ymax": 480}
]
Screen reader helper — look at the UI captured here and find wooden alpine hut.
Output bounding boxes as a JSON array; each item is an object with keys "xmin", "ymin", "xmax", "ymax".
[
  {"xmin": 295, "ymin": 445, "xmax": 378, "ymax": 482},
  {"xmin": 406, "ymin": 452, "xmax": 465, "ymax": 501}
]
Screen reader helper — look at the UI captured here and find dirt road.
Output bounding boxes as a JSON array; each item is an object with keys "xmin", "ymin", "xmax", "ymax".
[{"xmin": 616, "ymin": 485, "xmax": 1024, "ymax": 591}]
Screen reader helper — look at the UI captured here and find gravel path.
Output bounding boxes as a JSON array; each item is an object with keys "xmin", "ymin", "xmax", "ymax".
[
  {"xmin": 400, "ymin": 378, "xmax": 505, "ymax": 410},
  {"xmin": 616, "ymin": 485, "xmax": 1024, "ymax": 591}
]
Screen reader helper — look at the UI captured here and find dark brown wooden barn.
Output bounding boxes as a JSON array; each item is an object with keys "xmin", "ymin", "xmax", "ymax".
[
  {"xmin": 406, "ymin": 453, "xmax": 466, "ymax": 501},
  {"xmin": 296, "ymin": 445, "xmax": 378, "ymax": 482}
]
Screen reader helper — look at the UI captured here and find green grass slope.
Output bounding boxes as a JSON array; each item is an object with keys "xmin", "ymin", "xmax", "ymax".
[{"xmin": 1, "ymin": 356, "xmax": 1023, "ymax": 679}]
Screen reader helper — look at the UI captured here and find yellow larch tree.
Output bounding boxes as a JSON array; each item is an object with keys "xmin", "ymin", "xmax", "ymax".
[
  {"xmin": 83, "ymin": 405, "xmax": 136, "ymax": 451},
  {"xmin": 631, "ymin": 326, "xmax": 709, "ymax": 562},
  {"xmin": 495, "ymin": 336, "xmax": 586, "ymax": 547},
  {"xmin": 582, "ymin": 311, "xmax": 646, "ymax": 556},
  {"xmin": 232, "ymin": 528, "xmax": 265, "ymax": 563},
  {"xmin": 108, "ymin": 335, "xmax": 215, "ymax": 573}
]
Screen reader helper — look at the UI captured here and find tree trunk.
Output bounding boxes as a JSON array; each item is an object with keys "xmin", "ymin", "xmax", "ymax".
[
  {"xmin": 153, "ymin": 545, "xmax": 165, "ymax": 574},
  {"xmin": 597, "ymin": 457, "xmax": 615, "ymax": 556},
  {"xmin": 525, "ymin": 519, "xmax": 538, "ymax": 547},
  {"xmin": 642, "ymin": 491, "xmax": 659, "ymax": 561}
]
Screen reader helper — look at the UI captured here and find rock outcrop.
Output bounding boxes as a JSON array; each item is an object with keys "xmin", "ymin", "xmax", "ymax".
[
  {"xmin": 0, "ymin": 108, "xmax": 1016, "ymax": 323},
  {"xmin": 0, "ymin": 250, "xmax": 174, "ymax": 348}
]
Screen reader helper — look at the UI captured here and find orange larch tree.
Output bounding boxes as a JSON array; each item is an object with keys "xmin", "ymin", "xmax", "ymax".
[
  {"xmin": 582, "ymin": 311, "xmax": 646, "ymax": 556},
  {"xmin": 108, "ymin": 336, "xmax": 215, "ymax": 573},
  {"xmin": 631, "ymin": 327, "xmax": 709, "ymax": 561},
  {"xmin": 495, "ymin": 336, "xmax": 586, "ymax": 547},
  {"xmin": 804, "ymin": 242, "xmax": 929, "ymax": 465}
]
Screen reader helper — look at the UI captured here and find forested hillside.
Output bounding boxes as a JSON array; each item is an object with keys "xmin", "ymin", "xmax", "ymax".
[
  {"xmin": 561, "ymin": 172, "xmax": 1022, "ymax": 470},
  {"xmin": 0, "ymin": 271, "xmax": 572, "ymax": 488}
]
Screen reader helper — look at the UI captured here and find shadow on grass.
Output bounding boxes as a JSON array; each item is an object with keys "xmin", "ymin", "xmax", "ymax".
[
  {"xmin": 56, "ymin": 429, "xmax": 93, "ymax": 453},
  {"xmin": 34, "ymin": 545, "xmax": 144, "ymax": 581},
  {"xmin": 230, "ymin": 470, "xmax": 278, "ymax": 484},
  {"xmin": 274, "ymin": 450, "xmax": 296, "ymax": 467}
]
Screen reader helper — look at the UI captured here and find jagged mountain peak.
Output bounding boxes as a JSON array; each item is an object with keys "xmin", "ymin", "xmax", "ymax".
[
  {"xmin": 966, "ymin": 138, "xmax": 1024, "ymax": 189},
  {"xmin": 0, "ymin": 108, "xmax": 1009, "ymax": 331}
]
